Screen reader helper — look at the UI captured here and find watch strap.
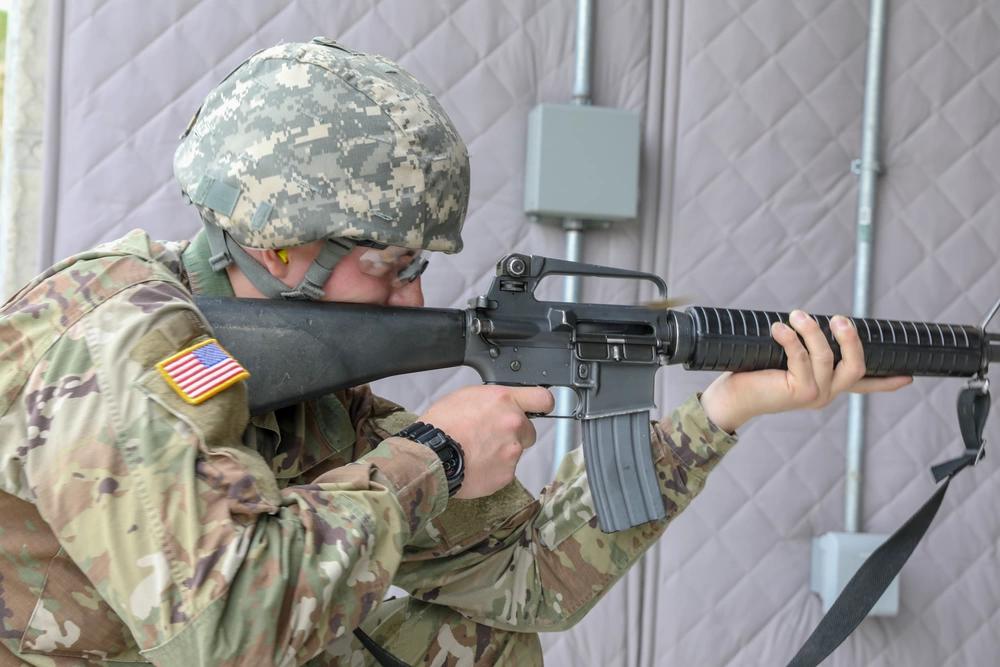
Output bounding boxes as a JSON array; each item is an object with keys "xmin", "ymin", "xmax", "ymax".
[{"xmin": 397, "ymin": 422, "xmax": 464, "ymax": 496}]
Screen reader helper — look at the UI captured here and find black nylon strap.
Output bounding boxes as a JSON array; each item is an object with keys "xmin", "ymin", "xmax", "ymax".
[
  {"xmin": 785, "ymin": 478, "xmax": 951, "ymax": 667},
  {"xmin": 354, "ymin": 627, "xmax": 411, "ymax": 667},
  {"xmin": 954, "ymin": 385, "xmax": 989, "ymax": 468},
  {"xmin": 786, "ymin": 384, "xmax": 989, "ymax": 667}
]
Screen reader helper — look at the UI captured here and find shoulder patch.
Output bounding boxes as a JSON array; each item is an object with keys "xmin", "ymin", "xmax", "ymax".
[{"xmin": 156, "ymin": 338, "xmax": 249, "ymax": 405}]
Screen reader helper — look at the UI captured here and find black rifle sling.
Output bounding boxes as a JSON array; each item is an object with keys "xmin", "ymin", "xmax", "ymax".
[
  {"xmin": 353, "ymin": 627, "xmax": 411, "ymax": 667},
  {"xmin": 786, "ymin": 385, "xmax": 989, "ymax": 667}
]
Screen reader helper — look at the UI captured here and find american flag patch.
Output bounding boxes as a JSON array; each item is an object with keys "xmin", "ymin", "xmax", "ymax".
[{"xmin": 156, "ymin": 339, "xmax": 249, "ymax": 405}]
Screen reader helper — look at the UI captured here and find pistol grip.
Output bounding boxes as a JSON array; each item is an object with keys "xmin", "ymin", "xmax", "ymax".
[{"xmin": 582, "ymin": 411, "xmax": 666, "ymax": 533}]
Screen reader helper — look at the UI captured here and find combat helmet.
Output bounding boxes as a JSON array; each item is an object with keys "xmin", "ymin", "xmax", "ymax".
[{"xmin": 174, "ymin": 37, "xmax": 470, "ymax": 299}]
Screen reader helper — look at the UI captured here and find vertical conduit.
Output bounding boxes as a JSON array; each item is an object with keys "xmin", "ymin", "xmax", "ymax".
[
  {"xmin": 551, "ymin": 0, "xmax": 594, "ymax": 474},
  {"xmin": 37, "ymin": 0, "xmax": 64, "ymax": 272},
  {"xmin": 845, "ymin": 0, "xmax": 888, "ymax": 533}
]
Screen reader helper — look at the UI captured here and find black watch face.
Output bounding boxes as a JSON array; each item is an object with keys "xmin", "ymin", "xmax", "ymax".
[
  {"xmin": 440, "ymin": 446, "xmax": 462, "ymax": 478},
  {"xmin": 399, "ymin": 424, "xmax": 463, "ymax": 491}
]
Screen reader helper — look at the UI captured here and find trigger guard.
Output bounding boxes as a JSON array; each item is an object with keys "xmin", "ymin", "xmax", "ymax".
[{"xmin": 550, "ymin": 385, "xmax": 584, "ymax": 420}]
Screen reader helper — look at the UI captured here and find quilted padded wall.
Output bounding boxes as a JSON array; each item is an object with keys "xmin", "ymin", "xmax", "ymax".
[
  {"xmin": 642, "ymin": 1, "xmax": 1000, "ymax": 665},
  {"xmin": 40, "ymin": 1, "xmax": 1000, "ymax": 665}
]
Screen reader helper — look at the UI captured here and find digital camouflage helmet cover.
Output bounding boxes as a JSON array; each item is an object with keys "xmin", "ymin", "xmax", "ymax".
[{"xmin": 173, "ymin": 38, "xmax": 470, "ymax": 299}]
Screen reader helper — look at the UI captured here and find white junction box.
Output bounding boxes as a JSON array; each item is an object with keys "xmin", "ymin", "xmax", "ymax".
[
  {"xmin": 523, "ymin": 103, "xmax": 640, "ymax": 221},
  {"xmin": 810, "ymin": 532, "xmax": 900, "ymax": 617}
]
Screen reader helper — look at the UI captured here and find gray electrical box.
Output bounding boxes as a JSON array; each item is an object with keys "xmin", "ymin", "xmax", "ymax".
[
  {"xmin": 524, "ymin": 103, "xmax": 640, "ymax": 221},
  {"xmin": 811, "ymin": 532, "xmax": 900, "ymax": 617}
]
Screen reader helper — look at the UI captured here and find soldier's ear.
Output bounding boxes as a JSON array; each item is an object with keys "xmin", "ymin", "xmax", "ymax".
[{"xmin": 253, "ymin": 249, "xmax": 292, "ymax": 279}]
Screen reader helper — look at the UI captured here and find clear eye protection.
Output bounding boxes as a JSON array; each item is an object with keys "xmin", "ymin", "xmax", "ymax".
[{"xmin": 357, "ymin": 243, "xmax": 429, "ymax": 285}]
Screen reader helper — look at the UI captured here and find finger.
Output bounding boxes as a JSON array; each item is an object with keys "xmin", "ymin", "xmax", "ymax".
[
  {"xmin": 789, "ymin": 310, "xmax": 835, "ymax": 402},
  {"xmin": 517, "ymin": 417, "xmax": 538, "ymax": 449},
  {"xmin": 829, "ymin": 315, "xmax": 867, "ymax": 394},
  {"xmin": 772, "ymin": 320, "xmax": 817, "ymax": 401},
  {"xmin": 848, "ymin": 376, "xmax": 913, "ymax": 394},
  {"xmin": 510, "ymin": 386, "xmax": 556, "ymax": 415}
]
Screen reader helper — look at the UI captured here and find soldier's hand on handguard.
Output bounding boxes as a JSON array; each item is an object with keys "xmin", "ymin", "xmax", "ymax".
[
  {"xmin": 700, "ymin": 310, "xmax": 913, "ymax": 433},
  {"xmin": 419, "ymin": 385, "xmax": 555, "ymax": 499}
]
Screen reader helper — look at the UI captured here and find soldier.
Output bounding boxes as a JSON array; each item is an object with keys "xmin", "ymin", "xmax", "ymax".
[{"xmin": 0, "ymin": 39, "xmax": 910, "ymax": 665}]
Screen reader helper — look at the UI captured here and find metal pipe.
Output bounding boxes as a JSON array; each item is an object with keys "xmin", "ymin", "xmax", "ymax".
[
  {"xmin": 845, "ymin": 0, "xmax": 888, "ymax": 533},
  {"xmin": 38, "ymin": 0, "xmax": 65, "ymax": 272},
  {"xmin": 552, "ymin": 223, "xmax": 583, "ymax": 469},
  {"xmin": 571, "ymin": 0, "xmax": 593, "ymax": 104},
  {"xmin": 551, "ymin": 0, "xmax": 593, "ymax": 474}
]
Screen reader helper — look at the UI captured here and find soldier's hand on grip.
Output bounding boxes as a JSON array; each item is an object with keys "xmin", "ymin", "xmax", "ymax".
[{"xmin": 419, "ymin": 385, "xmax": 554, "ymax": 500}]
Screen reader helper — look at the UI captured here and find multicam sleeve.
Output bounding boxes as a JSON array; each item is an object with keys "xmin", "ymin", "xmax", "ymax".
[
  {"xmin": 19, "ymin": 282, "xmax": 448, "ymax": 665},
  {"xmin": 392, "ymin": 394, "xmax": 738, "ymax": 632}
]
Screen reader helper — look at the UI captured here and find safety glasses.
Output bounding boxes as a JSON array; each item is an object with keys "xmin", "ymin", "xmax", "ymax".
[{"xmin": 355, "ymin": 242, "xmax": 429, "ymax": 285}]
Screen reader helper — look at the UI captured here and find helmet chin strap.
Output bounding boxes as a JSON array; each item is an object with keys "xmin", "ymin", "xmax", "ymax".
[{"xmin": 203, "ymin": 222, "xmax": 354, "ymax": 300}]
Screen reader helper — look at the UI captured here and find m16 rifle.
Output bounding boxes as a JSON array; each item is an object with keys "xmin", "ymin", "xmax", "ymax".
[{"xmin": 197, "ymin": 253, "xmax": 998, "ymax": 533}]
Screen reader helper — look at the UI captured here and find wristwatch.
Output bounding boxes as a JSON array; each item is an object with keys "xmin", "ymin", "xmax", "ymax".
[{"xmin": 396, "ymin": 422, "xmax": 465, "ymax": 496}]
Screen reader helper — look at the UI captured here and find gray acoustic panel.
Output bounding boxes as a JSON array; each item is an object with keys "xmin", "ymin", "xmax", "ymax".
[{"xmin": 644, "ymin": 1, "xmax": 1000, "ymax": 665}]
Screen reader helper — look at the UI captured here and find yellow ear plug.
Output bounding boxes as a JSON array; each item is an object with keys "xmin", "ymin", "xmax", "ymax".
[{"xmin": 276, "ymin": 249, "xmax": 289, "ymax": 264}]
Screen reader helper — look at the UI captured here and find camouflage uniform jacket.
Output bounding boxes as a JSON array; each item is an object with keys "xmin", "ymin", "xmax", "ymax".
[{"xmin": 0, "ymin": 230, "xmax": 738, "ymax": 665}]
